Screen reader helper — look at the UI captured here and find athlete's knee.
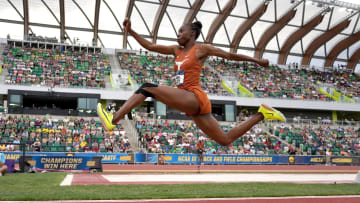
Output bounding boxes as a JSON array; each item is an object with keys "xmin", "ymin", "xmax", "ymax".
[{"xmin": 135, "ymin": 83, "xmax": 158, "ymax": 98}]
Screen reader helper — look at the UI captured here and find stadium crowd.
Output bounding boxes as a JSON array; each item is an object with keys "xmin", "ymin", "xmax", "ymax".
[
  {"xmin": 0, "ymin": 48, "xmax": 359, "ymax": 156},
  {"xmin": 136, "ymin": 114, "xmax": 289, "ymax": 156},
  {"xmin": 2, "ymin": 46, "xmax": 358, "ymax": 102},
  {"xmin": 210, "ymin": 59, "xmax": 360, "ymax": 101},
  {"xmin": 0, "ymin": 115, "xmax": 131, "ymax": 153},
  {"xmin": 116, "ymin": 52, "xmax": 359, "ymax": 102},
  {"xmin": 0, "ymin": 112, "xmax": 358, "ymax": 156},
  {"xmin": 271, "ymin": 124, "xmax": 360, "ymax": 156},
  {"xmin": 118, "ymin": 53, "xmax": 233, "ymax": 96},
  {"xmin": 135, "ymin": 113, "xmax": 359, "ymax": 156},
  {"xmin": 1, "ymin": 46, "xmax": 110, "ymax": 88}
]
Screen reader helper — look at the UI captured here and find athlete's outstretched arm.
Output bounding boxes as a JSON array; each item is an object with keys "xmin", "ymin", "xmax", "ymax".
[
  {"xmin": 123, "ymin": 18, "xmax": 178, "ymax": 55},
  {"xmin": 199, "ymin": 44, "xmax": 269, "ymax": 67}
]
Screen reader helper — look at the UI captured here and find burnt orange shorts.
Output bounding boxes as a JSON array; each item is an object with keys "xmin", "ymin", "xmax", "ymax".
[{"xmin": 179, "ymin": 86, "xmax": 212, "ymax": 116}]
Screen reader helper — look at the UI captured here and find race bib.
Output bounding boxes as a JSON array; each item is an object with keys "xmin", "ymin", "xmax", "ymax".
[{"xmin": 173, "ymin": 70, "xmax": 184, "ymax": 86}]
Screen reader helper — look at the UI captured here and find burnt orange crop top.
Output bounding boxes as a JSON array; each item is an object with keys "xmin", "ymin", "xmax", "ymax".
[{"xmin": 173, "ymin": 44, "xmax": 202, "ymax": 89}]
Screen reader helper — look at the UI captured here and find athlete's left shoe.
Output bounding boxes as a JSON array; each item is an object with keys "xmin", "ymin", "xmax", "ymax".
[
  {"xmin": 258, "ymin": 104, "xmax": 286, "ymax": 122},
  {"xmin": 97, "ymin": 103, "xmax": 115, "ymax": 131}
]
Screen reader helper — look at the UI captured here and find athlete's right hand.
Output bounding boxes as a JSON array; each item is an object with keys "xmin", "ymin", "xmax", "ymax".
[{"xmin": 123, "ymin": 18, "xmax": 131, "ymax": 32}]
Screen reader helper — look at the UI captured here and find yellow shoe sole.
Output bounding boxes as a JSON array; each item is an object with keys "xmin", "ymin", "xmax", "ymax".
[
  {"xmin": 258, "ymin": 104, "xmax": 286, "ymax": 122},
  {"xmin": 97, "ymin": 103, "xmax": 115, "ymax": 131}
]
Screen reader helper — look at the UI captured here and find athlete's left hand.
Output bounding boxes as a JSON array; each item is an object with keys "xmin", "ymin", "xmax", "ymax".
[{"xmin": 259, "ymin": 59, "xmax": 269, "ymax": 67}]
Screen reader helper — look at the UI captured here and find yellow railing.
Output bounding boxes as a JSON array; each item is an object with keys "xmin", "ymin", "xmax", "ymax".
[
  {"xmin": 128, "ymin": 74, "xmax": 134, "ymax": 90},
  {"xmin": 221, "ymin": 81, "xmax": 237, "ymax": 96},
  {"xmin": 109, "ymin": 73, "xmax": 114, "ymax": 89},
  {"xmin": 238, "ymin": 82, "xmax": 254, "ymax": 97}
]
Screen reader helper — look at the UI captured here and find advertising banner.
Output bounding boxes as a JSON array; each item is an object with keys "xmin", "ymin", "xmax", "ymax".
[
  {"xmin": 289, "ymin": 156, "xmax": 326, "ymax": 165},
  {"xmin": 330, "ymin": 156, "xmax": 360, "ymax": 166},
  {"xmin": 3, "ymin": 152, "xmax": 132, "ymax": 164},
  {"xmin": 135, "ymin": 153, "xmax": 158, "ymax": 163},
  {"xmin": 161, "ymin": 154, "xmax": 289, "ymax": 165},
  {"xmin": 32, "ymin": 155, "xmax": 96, "ymax": 171},
  {"xmin": 3, "ymin": 152, "xmax": 358, "ymax": 165}
]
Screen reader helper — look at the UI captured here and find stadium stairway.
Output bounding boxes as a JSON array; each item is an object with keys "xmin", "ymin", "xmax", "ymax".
[
  {"xmin": 259, "ymin": 123, "xmax": 291, "ymax": 147},
  {"xmin": 0, "ymin": 43, "xmax": 6, "ymax": 82},
  {"xmin": 206, "ymin": 61, "xmax": 238, "ymax": 95},
  {"xmin": 121, "ymin": 116, "xmax": 140, "ymax": 152},
  {"xmin": 109, "ymin": 54, "xmax": 137, "ymax": 90},
  {"xmin": 103, "ymin": 54, "xmax": 122, "ymax": 89},
  {"xmin": 109, "ymin": 54, "xmax": 122, "ymax": 75},
  {"xmin": 0, "ymin": 43, "xmax": 5, "ymax": 57}
]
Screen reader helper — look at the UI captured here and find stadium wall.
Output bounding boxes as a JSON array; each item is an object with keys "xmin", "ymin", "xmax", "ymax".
[{"xmin": 3, "ymin": 152, "xmax": 360, "ymax": 166}]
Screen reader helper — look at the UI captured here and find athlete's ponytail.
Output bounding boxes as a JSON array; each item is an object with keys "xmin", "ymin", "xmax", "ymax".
[{"xmin": 190, "ymin": 21, "xmax": 202, "ymax": 40}]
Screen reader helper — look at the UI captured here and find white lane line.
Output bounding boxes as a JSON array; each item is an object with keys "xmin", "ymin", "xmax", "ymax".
[
  {"xmin": 102, "ymin": 173, "xmax": 356, "ymax": 183},
  {"xmin": 60, "ymin": 173, "xmax": 74, "ymax": 186}
]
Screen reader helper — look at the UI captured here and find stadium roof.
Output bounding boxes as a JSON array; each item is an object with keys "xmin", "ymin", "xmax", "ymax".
[{"xmin": 1, "ymin": 0, "xmax": 360, "ymax": 70}]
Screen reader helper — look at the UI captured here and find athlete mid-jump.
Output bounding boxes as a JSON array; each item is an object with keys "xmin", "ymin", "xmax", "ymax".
[{"xmin": 98, "ymin": 19, "xmax": 286, "ymax": 146}]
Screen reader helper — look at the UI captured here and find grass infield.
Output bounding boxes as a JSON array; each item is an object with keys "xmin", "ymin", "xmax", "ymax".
[{"xmin": 1, "ymin": 172, "xmax": 360, "ymax": 201}]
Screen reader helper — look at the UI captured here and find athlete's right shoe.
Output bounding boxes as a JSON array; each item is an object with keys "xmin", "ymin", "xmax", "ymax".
[
  {"xmin": 258, "ymin": 104, "xmax": 286, "ymax": 122},
  {"xmin": 97, "ymin": 103, "xmax": 115, "ymax": 131}
]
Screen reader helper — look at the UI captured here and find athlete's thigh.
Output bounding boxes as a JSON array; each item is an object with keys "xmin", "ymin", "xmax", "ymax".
[
  {"xmin": 143, "ymin": 85, "xmax": 200, "ymax": 115},
  {"xmin": 191, "ymin": 114, "xmax": 226, "ymax": 144}
]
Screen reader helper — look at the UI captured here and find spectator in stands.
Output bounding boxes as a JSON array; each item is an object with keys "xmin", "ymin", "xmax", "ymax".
[
  {"xmin": 32, "ymin": 139, "xmax": 41, "ymax": 152},
  {"xmin": 99, "ymin": 142, "xmax": 106, "ymax": 152},
  {"xmin": 196, "ymin": 140, "xmax": 205, "ymax": 164},
  {"xmin": 98, "ymin": 18, "xmax": 285, "ymax": 150},
  {"xmin": 0, "ymin": 143, "xmax": 6, "ymax": 152},
  {"xmin": 0, "ymin": 150, "xmax": 7, "ymax": 176},
  {"xmin": 92, "ymin": 140, "xmax": 99, "ymax": 153},
  {"xmin": 13, "ymin": 137, "xmax": 20, "ymax": 151}
]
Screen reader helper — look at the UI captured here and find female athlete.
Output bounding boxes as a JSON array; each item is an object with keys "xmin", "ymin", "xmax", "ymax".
[{"xmin": 97, "ymin": 19, "xmax": 286, "ymax": 146}]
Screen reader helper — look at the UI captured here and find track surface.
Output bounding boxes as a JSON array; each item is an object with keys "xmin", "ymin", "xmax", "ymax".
[
  {"xmin": 70, "ymin": 173, "xmax": 356, "ymax": 185},
  {"xmin": 25, "ymin": 164, "xmax": 360, "ymax": 203},
  {"xmin": 102, "ymin": 164, "xmax": 360, "ymax": 173}
]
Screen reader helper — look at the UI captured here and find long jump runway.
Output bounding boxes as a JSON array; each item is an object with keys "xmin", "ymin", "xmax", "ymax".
[{"xmin": 64, "ymin": 173, "xmax": 358, "ymax": 185}]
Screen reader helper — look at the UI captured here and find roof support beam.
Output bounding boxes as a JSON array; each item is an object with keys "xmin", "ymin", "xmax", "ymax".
[
  {"xmin": 205, "ymin": 0, "xmax": 237, "ymax": 44},
  {"xmin": 72, "ymin": 0, "xmax": 104, "ymax": 47},
  {"xmin": 278, "ymin": 13, "xmax": 325, "ymax": 64},
  {"xmin": 0, "ymin": 17, "xmax": 353, "ymax": 64},
  {"xmin": 41, "ymin": 0, "xmax": 72, "ymax": 44},
  {"xmin": 324, "ymin": 30, "xmax": 360, "ymax": 67},
  {"xmin": 23, "ymin": 0, "xmax": 29, "ymax": 40},
  {"xmin": 123, "ymin": 0, "xmax": 135, "ymax": 49},
  {"xmin": 151, "ymin": 0, "xmax": 169, "ymax": 44},
  {"xmin": 347, "ymin": 47, "xmax": 360, "ymax": 70},
  {"xmin": 59, "ymin": 0, "xmax": 66, "ymax": 43},
  {"xmin": 230, "ymin": 2, "xmax": 268, "ymax": 53},
  {"xmin": 301, "ymin": 19, "xmax": 351, "ymax": 66},
  {"xmin": 102, "ymin": 0, "xmax": 123, "ymax": 33},
  {"xmin": 183, "ymin": 0, "xmax": 204, "ymax": 25},
  {"xmin": 102, "ymin": 0, "xmax": 130, "ymax": 49},
  {"xmin": 254, "ymin": 7, "xmax": 297, "ymax": 59},
  {"xmin": 93, "ymin": 0, "xmax": 101, "ymax": 46}
]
